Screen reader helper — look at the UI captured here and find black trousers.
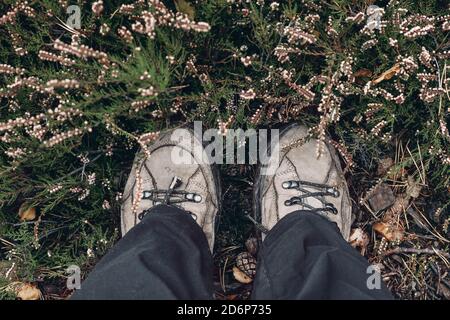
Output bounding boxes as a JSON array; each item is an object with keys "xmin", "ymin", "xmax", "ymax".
[{"xmin": 71, "ymin": 205, "xmax": 393, "ymax": 300}]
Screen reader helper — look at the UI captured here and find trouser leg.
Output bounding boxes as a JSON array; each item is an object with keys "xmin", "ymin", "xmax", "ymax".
[
  {"xmin": 71, "ymin": 204, "xmax": 213, "ymax": 300},
  {"xmin": 251, "ymin": 211, "xmax": 393, "ymax": 299}
]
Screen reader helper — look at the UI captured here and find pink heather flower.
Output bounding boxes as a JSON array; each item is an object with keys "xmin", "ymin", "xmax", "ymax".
[
  {"xmin": 92, "ymin": 1, "xmax": 104, "ymax": 16},
  {"xmin": 192, "ymin": 22, "xmax": 211, "ymax": 32},
  {"xmin": 240, "ymin": 88, "xmax": 256, "ymax": 100},
  {"xmin": 240, "ymin": 56, "xmax": 252, "ymax": 66}
]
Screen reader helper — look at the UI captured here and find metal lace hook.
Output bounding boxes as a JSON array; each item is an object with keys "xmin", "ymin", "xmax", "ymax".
[{"xmin": 163, "ymin": 176, "xmax": 182, "ymax": 204}]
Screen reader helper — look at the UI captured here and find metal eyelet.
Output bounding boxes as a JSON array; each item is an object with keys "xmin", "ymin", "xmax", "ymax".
[
  {"xmin": 325, "ymin": 203, "xmax": 338, "ymax": 214},
  {"xmin": 185, "ymin": 193, "xmax": 202, "ymax": 203},
  {"xmin": 326, "ymin": 187, "xmax": 340, "ymax": 197},
  {"xmin": 142, "ymin": 191, "xmax": 153, "ymax": 199},
  {"xmin": 282, "ymin": 181, "xmax": 299, "ymax": 189},
  {"xmin": 138, "ymin": 211, "xmax": 146, "ymax": 220}
]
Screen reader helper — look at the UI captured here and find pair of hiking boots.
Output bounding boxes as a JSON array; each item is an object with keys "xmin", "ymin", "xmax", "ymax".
[{"xmin": 121, "ymin": 124, "xmax": 353, "ymax": 250}]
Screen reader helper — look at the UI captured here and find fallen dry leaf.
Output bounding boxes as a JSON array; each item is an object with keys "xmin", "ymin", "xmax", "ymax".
[
  {"xmin": 16, "ymin": 283, "xmax": 41, "ymax": 300},
  {"xmin": 354, "ymin": 69, "xmax": 373, "ymax": 78},
  {"xmin": 232, "ymin": 266, "xmax": 253, "ymax": 284},
  {"xmin": 373, "ymin": 221, "xmax": 404, "ymax": 242},
  {"xmin": 225, "ymin": 294, "xmax": 239, "ymax": 300},
  {"xmin": 377, "ymin": 157, "xmax": 394, "ymax": 176},
  {"xmin": 389, "ymin": 196, "xmax": 409, "ymax": 215},
  {"xmin": 18, "ymin": 204, "xmax": 36, "ymax": 221},
  {"xmin": 349, "ymin": 228, "xmax": 370, "ymax": 255},
  {"xmin": 372, "ymin": 63, "xmax": 401, "ymax": 85},
  {"xmin": 406, "ymin": 175, "xmax": 422, "ymax": 198},
  {"xmin": 438, "ymin": 283, "xmax": 450, "ymax": 299},
  {"xmin": 174, "ymin": 0, "xmax": 195, "ymax": 20},
  {"xmin": 0, "ymin": 261, "xmax": 16, "ymax": 280}
]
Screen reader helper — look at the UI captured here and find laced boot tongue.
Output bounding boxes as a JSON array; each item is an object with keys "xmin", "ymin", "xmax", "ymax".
[
  {"xmin": 282, "ymin": 180, "xmax": 340, "ymax": 214},
  {"xmin": 163, "ymin": 176, "xmax": 182, "ymax": 203},
  {"xmin": 138, "ymin": 176, "xmax": 202, "ymax": 220}
]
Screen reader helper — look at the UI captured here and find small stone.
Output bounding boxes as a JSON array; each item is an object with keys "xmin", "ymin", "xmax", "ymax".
[{"xmin": 368, "ymin": 183, "xmax": 395, "ymax": 212}]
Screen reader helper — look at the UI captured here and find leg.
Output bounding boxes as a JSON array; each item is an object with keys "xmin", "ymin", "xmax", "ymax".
[
  {"xmin": 72, "ymin": 127, "xmax": 220, "ymax": 299},
  {"xmin": 252, "ymin": 211, "xmax": 393, "ymax": 299},
  {"xmin": 253, "ymin": 124, "xmax": 392, "ymax": 299},
  {"xmin": 71, "ymin": 205, "xmax": 214, "ymax": 300}
]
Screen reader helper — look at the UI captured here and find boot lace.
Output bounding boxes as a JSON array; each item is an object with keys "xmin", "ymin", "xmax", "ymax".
[
  {"xmin": 137, "ymin": 176, "xmax": 201, "ymax": 220},
  {"xmin": 282, "ymin": 180, "xmax": 340, "ymax": 214},
  {"xmin": 247, "ymin": 180, "xmax": 341, "ymax": 235}
]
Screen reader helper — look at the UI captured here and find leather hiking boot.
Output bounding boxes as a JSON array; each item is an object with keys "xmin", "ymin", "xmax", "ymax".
[
  {"xmin": 253, "ymin": 124, "xmax": 353, "ymax": 240},
  {"xmin": 121, "ymin": 127, "xmax": 221, "ymax": 250}
]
